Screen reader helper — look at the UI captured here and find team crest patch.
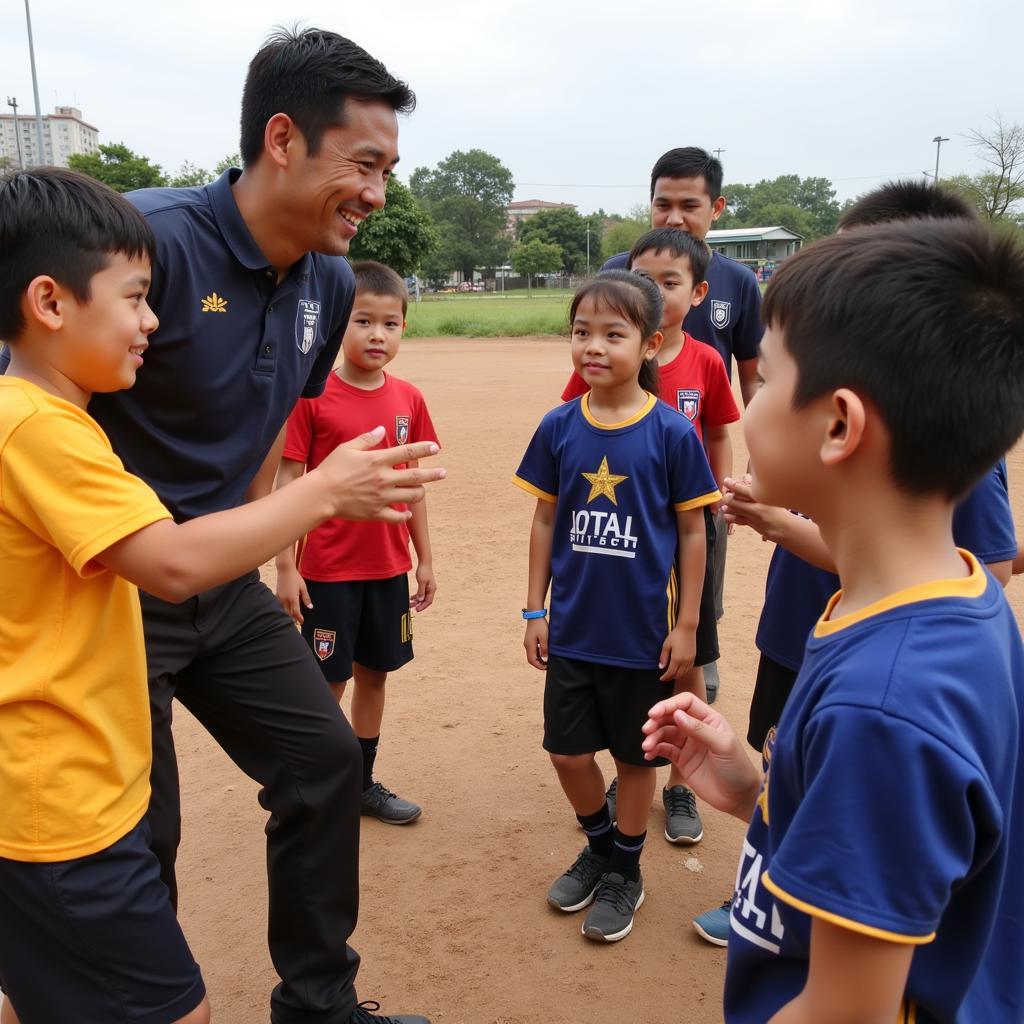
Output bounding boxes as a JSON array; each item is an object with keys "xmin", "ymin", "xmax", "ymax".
[
  {"xmin": 711, "ymin": 299, "xmax": 731, "ymax": 329},
  {"xmin": 395, "ymin": 415, "xmax": 410, "ymax": 445},
  {"xmin": 313, "ymin": 628, "xmax": 335, "ymax": 662},
  {"xmin": 676, "ymin": 388, "xmax": 701, "ymax": 422},
  {"xmin": 295, "ymin": 299, "xmax": 322, "ymax": 354}
]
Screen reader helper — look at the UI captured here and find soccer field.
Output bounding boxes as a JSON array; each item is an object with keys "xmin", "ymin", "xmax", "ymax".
[{"xmin": 405, "ymin": 290, "xmax": 572, "ymax": 338}]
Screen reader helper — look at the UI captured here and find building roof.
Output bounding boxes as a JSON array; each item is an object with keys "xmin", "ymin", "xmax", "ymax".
[
  {"xmin": 506, "ymin": 199, "xmax": 576, "ymax": 210},
  {"xmin": 706, "ymin": 226, "xmax": 804, "ymax": 242}
]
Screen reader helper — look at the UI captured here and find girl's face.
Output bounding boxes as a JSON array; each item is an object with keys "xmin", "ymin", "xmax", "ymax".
[{"xmin": 570, "ymin": 296, "xmax": 658, "ymax": 392}]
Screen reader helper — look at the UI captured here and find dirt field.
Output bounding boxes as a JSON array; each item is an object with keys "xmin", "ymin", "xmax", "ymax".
[{"xmin": 173, "ymin": 337, "xmax": 1024, "ymax": 1024}]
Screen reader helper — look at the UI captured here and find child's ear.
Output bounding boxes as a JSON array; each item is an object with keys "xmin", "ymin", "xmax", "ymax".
[
  {"xmin": 691, "ymin": 280, "xmax": 709, "ymax": 308},
  {"xmin": 820, "ymin": 388, "xmax": 866, "ymax": 467},
  {"xmin": 645, "ymin": 329, "xmax": 664, "ymax": 361},
  {"xmin": 24, "ymin": 275, "xmax": 65, "ymax": 332}
]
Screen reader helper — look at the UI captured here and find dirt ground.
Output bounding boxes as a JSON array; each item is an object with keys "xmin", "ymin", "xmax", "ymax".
[{"xmin": 173, "ymin": 337, "xmax": 1024, "ymax": 1024}]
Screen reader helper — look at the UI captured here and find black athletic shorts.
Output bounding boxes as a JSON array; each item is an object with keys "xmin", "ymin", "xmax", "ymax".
[
  {"xmin": 693, "ymin": 505, "xmax": 720, "ymax": 668},
  {"xmin": 0, "ymin": 819, "xmax": 205, "ymax": 1024},
  {"xmin": 301, "ymin": 574, "xmax": 413, "ymax": 684},
  {"xmin": 543, "ymin": 654, "xmax": 672, "ymax": 767},
  {"xmin": 746, "ymin": 653, "xmax": 799, "ymax": 754}
]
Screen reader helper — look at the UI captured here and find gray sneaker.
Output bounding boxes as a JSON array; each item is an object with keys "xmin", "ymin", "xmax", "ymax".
[
  {"xmin": 547, "ymin": 847, "xmax": 610, "ymax": 912},
  {"xmin": 360, "ymin": 781, "xmax": 422, "ymax": 825},
  {"xmin": 581, "ymin": 871, "xmax": 645, "ymax": 942},
  {"xmin": 349, "ymin": 1001, "xmax": 430, "ymax": 1024},
  {"xmin": 663, "ymin": 785, "xmax": 703, "ymax": 844}
]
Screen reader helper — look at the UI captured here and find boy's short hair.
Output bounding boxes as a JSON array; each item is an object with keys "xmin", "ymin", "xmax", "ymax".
[
  {"xmin": 240, "ymin": 26, "xmax": 416, "ymax": 167},
  {"xmin": 649, "ymin": 147, "xmax": 723, "ymax": 201},
  {"xmin": 763, "ymin": 219, "xmax": 1024, "ymax": 501},
  {"xmin": 838, "ymin": 180, "xmax": 977, "ymax": 230},
  {"xmin": 351, "ymin": 260, "xmax": 409, "ymax": 315},
  {"xmin": 628, "ymin": 227, "xmax": 710, "ymax": 283},
  {"xmin": 0, "ymin": 167, "xmax": 155, "ymax": 341}
]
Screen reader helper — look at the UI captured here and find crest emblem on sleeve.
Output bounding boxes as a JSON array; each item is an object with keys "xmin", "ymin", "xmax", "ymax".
[
  {"xmin": 711, "ymin": 299, "xmax": 731, "ymax": 329},
  {"xmin": 313, "ymin": 628, "xmax": 335, "ymax": 661},
  {"xmin": 395, "ymin": 415, "xmax": 410, "ymax": 445},
  {"xmin": 295, "ymin": 299, "xmax": 322, "ymax": 354},
  {"xmin": 676, "ymin": 389, "xmax": 701, "ymax": 422}
]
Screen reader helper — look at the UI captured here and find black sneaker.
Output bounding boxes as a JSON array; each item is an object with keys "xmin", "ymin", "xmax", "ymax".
[
  {"xmin": 547, "ymin": 846, "xmax": 610, "ymax": 912},
  {"xmin": 605, "ymin": 776, "xmax": 618, "ymax": 823},
  {"xmin": 361, "ymin": 781, "xmax": 422, "ymax": 825},
  {"xmin": 581, "ymin": 871, "xmax": 645, "ymax": 942},
  {"xmin": 349, "ymin": 1001, "xmax": 429, "ymax": 1024},
  {"xmin": 663, "ymin": 785, "xmax": 703, "ymax": 844}
]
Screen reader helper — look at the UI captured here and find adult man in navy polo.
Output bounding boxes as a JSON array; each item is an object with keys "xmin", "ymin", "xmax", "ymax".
[{"xmin": 90, "ymin": 28, "xmax": 433, "ymax": 1024}]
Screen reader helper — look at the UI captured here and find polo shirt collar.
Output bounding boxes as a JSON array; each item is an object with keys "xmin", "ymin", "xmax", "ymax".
[{"xmin": 207, "ymin": 168, "xmax": 273, "ymax": 271}]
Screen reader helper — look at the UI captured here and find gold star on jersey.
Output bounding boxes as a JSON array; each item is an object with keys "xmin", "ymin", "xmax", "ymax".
[{"xmin": 582, "ymin": 456, "xmax": 628, "ymax": 505}]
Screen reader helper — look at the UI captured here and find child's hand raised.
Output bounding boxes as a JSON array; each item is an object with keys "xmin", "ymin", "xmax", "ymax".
[{"xmin": 721, "ymin": 474, "xmax": 787, "ymax": 542}]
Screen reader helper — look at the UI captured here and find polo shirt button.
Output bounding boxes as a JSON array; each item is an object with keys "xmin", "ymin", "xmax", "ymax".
[
  {"xmin": 264, "ymin": 344, "xmax": 273, "ymax": 354},
  {"xmin": 267, "ymin": 305, "xmax": 274, "ymax": 314}
]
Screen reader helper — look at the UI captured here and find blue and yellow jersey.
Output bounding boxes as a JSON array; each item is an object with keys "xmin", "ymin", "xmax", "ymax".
[
  {"xmin": 725, "ymin": 552, "xmax": 1024, "ymax": 1023},
  {"xmin": 514, "ymin": 393, "xmax": 719, "ymax": 669}
]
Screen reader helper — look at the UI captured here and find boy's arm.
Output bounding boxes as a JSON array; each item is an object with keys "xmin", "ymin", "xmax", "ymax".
[
  {"xmin": 523, "ymin": 498, "xmax": 555, "ymax": 670},
  {"xmin": 1014, "ymin": 545, "xmax": 1024, "ymax": 575},
  {"xmin": 767, "ymin": 920, "xmax": 914, "ymax": 1024},
  {"xmin": 736, "ymin": 357, "xmax": 761, "ymax": 407},
  {"xmin": 245, "ymin": 423, "xmax": 288, "ymax": 502},
  {"xmin": 406, "ymin": 459, "xmax": 436, "ymax": 612},
  {"xmin": 704, "ymin": 423, "xmax": 733, "ymax": 512},
  {"xmin": 659, "ymin": 507, "xmax": 706, "ymax": 681},
  {"xmin": 97, "ymin": 432, "xmax": 444, "ymax": 604},
  {"xmin": 273, "ymin": 457, "xmax": 311, "ymax": 624}
]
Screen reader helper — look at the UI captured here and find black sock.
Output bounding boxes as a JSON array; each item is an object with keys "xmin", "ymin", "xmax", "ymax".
[
  {"xmin": 576, "ymin": 804, "xmax": 613, "ymax": 860},
  {"xmin": 609, "ymin": 827, "xmax": 646, "ymax": 882},
  {"xmin": 358, "ymin": 735, "xmax": 379, "ymax": 792}
]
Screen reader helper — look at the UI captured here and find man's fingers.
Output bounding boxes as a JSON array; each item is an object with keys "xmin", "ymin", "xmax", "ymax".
[
  {"xmin": 375, "ymin": 507, "xmax": 414, "ymax": 524},
  {"xmin": 342, "ymin": 426, "xmax": 387, "ymax": 450},
  {"xmin": 386, "ymin": 465, "xmax": 446, "ymax": 488},
  {"xmin": 375, "ymin": 440, "xmax": 441, "ymax": 468}
]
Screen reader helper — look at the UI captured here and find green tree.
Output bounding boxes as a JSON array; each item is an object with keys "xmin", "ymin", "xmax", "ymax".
[
  {"xmin": 719, "ymin": 175, "xmax": 840, "ymax": 239},
  {"xmin": 945, "ymin": 117, "xmax": 1024, "ymax": 224},
  {"xmin": 410, "ymin": 149, "xmax": 514, "ymax": 281},
  {"xmin": 517, "ymin": 207, "xmax": 603, "ymax": 274},
  {"xmin": 68, "ymin": 142, "xmax": 166, "ymax": 192},
  {"xmin": 168, "ymin": 161, "xmax": 213, "ymax": 188},
  {"xmin": 603, "ymin": 215, "xmax": 648, "ymax": 257},
  {"xmin": 214, "ymin": 153, "xmax": 241, "ymax": 175},
  {"xmin": 348, "ymin": 175, "xmax": 440, "ymax": 278},
  {"xmin": 511, "ymin": 238, "xmax": 563, "ymax": 294}
]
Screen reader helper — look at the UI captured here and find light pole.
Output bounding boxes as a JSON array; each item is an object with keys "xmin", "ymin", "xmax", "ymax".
[
  {"xmin": 713, "ymin": 147, "xmax": 726, "ymax": 161},
  {"xmin": 6, "ymin": 96, "xmax": 25, "ymax": 169},
  {"xmin": 932, "ymin": 136, "xmax": 949, "ymax": 185},
  {"xmin": 586, "ymin": 224, "xmax": 591, "ymax": 276},
  {"xmin": 24, "ymin": 0, "xmax": 46, "ymax": 165}
]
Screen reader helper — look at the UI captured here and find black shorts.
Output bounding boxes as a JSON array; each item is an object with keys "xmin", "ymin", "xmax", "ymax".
[
  {"xmin": 301, "ymin": 574, "xmax": 413, "ymax": 684},
  {"xmin": 543, "ymin": 654, "xmax": 672, "ymax": 767},
  {"xmin": 693, "ymin": 506, "xmax": 720, "ymax": 668},
  {"xmin": 0, "ymin": 819, "xmax": 205, "ymax": 1024},
  {"xmin": 746, "ymin": 653, "xmax": 800, "ymax": 754}
]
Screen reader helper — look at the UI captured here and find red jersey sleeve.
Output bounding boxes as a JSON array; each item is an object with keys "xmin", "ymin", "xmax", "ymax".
[
  {"xmin": 410, "ymin": 389, "xmax": 440, "ymax": 448},
  {"xmin": 561, "ymin": 371, "xmax": 589, "ymax": 402},
  {"xmin": 700, "ymin": 349, "xmax": 741, "ymax": 429},
  {"xmin": 282, "ymin": 397, "xmax": 316, "ymax": 464}
]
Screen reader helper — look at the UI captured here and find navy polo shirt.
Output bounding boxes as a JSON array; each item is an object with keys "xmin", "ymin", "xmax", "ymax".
[
  {"xmin": 603, "ymin": 248, "xmax": 763, "ymax": 380},
  {"xmin": 88, "ymin": 170, "xmax": 353, "ymax": 521}
]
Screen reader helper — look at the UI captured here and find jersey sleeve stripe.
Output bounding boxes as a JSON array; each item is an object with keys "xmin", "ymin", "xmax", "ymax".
[
  {"xmin": 512, "ymin": 475, "xmax": 557, "ymax": 503},
  {"xmin": 674, "ymin": 489, "xmax": 722, "ymax": 512},
  {"xmin": 762, "ymin": 872, "xmax": 936, "ymax": 946}
]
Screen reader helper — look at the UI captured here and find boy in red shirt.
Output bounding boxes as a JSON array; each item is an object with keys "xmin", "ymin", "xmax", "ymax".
[
  {"xmin": 276, "ymin": 262, "xmax": 439, "ymax": 825},
  {"xmin": 563, "ymin": 228, "xmax": 740, "ymax": 844}
]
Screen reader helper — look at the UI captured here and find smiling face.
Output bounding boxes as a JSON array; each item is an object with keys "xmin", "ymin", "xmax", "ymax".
[
  {"xmin": 570, "ymin": 295, "xmax": 658, "ymax": 392},
  {"xmin": 340, "ymin": 289, "xmax": 406, "ymax": 376},
  {"xmin": 650, "ymin": 176, "xmax": 726, "ymax": 240},
  {"xmin": 284, "ymin": 97, "xmax": 400, "ymax": 257},
  {"xmin": 630, "ymin": 248, "xmax": 708, "ymax": 332}
]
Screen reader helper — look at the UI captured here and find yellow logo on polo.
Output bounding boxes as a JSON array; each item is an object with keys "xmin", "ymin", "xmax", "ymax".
[
  {"xmin": 201, "ymin": 292, "xmax": 228, "ymax": 313},
  {"xmin": 581, "ymin": 456, "xmax": 628, "ymax": 505}
]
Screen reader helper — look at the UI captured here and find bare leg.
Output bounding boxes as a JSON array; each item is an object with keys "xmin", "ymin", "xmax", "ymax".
[
  {"xmin": 612, "ymin": 760, "xmax": 657, "ymax": 836},
  {"xmin": 328, "ymin": 679, "xmax": 349, "ymax": 703},
  {"xmin": 550, "ymin": 752, "xmax": 606, "ymax": 816},
  {"xmin": 666, "ymin": 666, "xmax": 706, "ymax": 789},
  {"xmin": 350, "ymin": 664, "xmax": 387, "ymax": 740},
  {"xmin": 1, "ymin": 997, "xmax": 21, "ymax": 1024}
]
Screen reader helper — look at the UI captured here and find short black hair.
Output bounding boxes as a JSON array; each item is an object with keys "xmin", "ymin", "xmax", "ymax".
[
  {"xmin": 240, "ymin": 26, "xmax": 416, "ymax": 167},
  {"xmin": 570, "ymin": 270, "xmax": 663, "ymax": 396},
  {"xmin": 628, "ymin": 227, "xmax": 710, "ymax": 283},
  {"xmin": 762, "ymin": 219, "xmax": 1024, "ymax": 500},
  {"xmin": 0, "ymin": 167, "xmax": 155, "ymax": 341},
  {"xmin": 352, "ymin": 260, "xmax": 408, "ymax": 316},
  {"xmin": 650, "ymin": 148, "xmax": 723, "ymax": 202},
  {"xmin": 838, "ymin": 180, "xmax": 977, "ymax": 230}
]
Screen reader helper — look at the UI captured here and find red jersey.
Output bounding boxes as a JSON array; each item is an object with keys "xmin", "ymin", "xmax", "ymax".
[
  {"xmin": 283, "ymin": 371, "xmax": 439, "ymax": 582},
  {"xmin": 560, "ymin": 332, "xmax": 740, "ymax": 444}
]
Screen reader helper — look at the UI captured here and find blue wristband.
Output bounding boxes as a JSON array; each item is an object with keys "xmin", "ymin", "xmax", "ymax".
[{"xmin": 522, "ymin": 608, "xmax": 547, "ymax": 620}]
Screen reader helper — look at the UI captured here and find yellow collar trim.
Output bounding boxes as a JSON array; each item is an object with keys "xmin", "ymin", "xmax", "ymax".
[
  {"xmin": 581, "ymin": 391, "xmax": 657, "ymax": 430},
  {"xmin": 813, "ymin": 550, "xmax": 986, "ymax": 638}
]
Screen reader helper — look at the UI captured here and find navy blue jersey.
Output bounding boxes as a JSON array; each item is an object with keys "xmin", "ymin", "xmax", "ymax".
[
  {"xmin": 755, "ymin": 461, "xmax": 1018, "ymax": 671},
  {"xmin": 602, "ymin": 249, "xmax": 762, "ymax": 379},
  {"xmin": 726, "ymin": 553, "xmax": 1024, "ymax": 1023},
  {"xmin": 87, "ymin": 170, "xmax": 352, "ymax": 521},
  {"xmin": 514, "ymin": 394, "xmax": 719, "ymax": 669}
]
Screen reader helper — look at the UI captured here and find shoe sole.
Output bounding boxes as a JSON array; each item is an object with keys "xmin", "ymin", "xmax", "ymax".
[
  {"xmin": 664, "ymin": 827, "xmax": 704, "ymax": 844},
  {"xmin": 547, "ymin": 885, "xmax": 599, "ymax": 913},
  {"xmin": 692, "ymin": 919, "xmax": 729, "ymax": 947},
  {"xmin": 581, "ymin": 889, "xmax": 645, "ymax": 942},
  {"xmin": 361, "ymin": 808, "xmax": 423, "ymax": 825}
]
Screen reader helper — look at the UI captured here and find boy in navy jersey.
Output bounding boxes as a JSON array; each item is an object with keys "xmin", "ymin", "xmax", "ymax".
[{"xmin": 643, "ymin": 219, "xmax": 1024, "ymax": 1022}]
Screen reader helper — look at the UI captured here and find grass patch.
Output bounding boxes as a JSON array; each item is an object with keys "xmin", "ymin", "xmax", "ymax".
[{"xmin": 405, "ymin": 293, "xmax": 572, "ymax": 338}]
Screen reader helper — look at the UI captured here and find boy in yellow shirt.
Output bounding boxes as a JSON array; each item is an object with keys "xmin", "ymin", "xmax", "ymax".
[{"xmin": 0, "ymin": 168, "xmax": 442, "ymax": 1024}]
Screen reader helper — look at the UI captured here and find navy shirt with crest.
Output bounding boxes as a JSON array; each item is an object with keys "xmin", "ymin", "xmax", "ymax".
[
  {"xmin": 603, "ymin": 249, "xmax": 762, "ymax": 380},
  {"xmin": 87, "ymin": 169, "xmax": 352, "ymax": 521}
]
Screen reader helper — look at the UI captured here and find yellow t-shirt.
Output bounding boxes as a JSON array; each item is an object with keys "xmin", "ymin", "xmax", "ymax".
[{"xmin": 0, "ymin": 377, "xmax": 172, "ymax": 862}]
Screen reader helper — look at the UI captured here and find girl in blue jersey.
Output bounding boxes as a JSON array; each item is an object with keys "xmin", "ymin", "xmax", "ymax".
[{"xmin": 513, "ymin": 271, "xmax": 720, "ymax": 942}]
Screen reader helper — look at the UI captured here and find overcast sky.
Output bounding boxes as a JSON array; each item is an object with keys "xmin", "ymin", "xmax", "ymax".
[{"xmin": 2, "ymin": 0, "xmax": 1020, "ymax": 215}]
